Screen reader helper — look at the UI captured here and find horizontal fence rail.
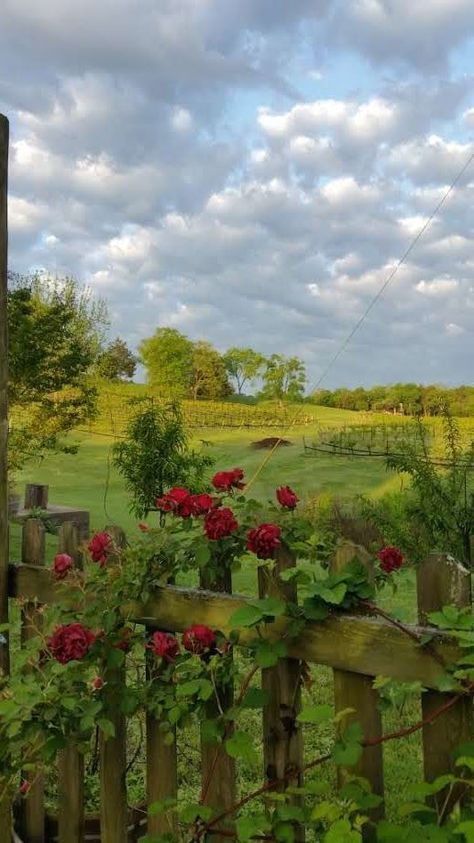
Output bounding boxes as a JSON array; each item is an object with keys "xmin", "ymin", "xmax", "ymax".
[
  {"xmin": 2, "ymin": 485, "xmax": 473, "ymax": 843},
  {"xmin": 9, "ymin": 562, "xmax": 459, "ymax": 689}
]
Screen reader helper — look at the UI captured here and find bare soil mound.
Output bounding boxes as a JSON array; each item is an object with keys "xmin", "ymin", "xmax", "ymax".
[{"xmin": 251, "ymin": 437, "xmax": 293, "ymax": 449}]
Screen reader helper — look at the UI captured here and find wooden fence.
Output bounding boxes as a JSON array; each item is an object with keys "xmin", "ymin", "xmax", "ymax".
[{"xmin": 2, "ymin": 484, "xmax": 473, "ymax": 842}]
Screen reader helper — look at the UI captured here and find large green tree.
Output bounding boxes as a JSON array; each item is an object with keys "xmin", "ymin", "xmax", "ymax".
[
  {"xmin": 97, "ymin": 337, "xmax": 137, "ymax": 381},
  {"xmin": 190, "ymin": 341, "xmax": 233, "ymax": 400},
  {"xmin": 139, "ymin": 328, "xmax": 193, "ymax": 398},
  {"xmin": 8, "ymin": 273, "xmax": 108, "ymax": 473},
  {"xmin": 260, "ymin": 354, "xmax": 306, "ymax": 403},
  {"xmin": 223, "ymin": 347, "xmax": 267, "ymax": 394}
]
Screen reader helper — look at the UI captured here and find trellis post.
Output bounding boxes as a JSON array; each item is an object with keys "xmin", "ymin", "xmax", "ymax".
[{"xmin": 0, "ymin": 113, "xmax": 10, "ymax": 836}]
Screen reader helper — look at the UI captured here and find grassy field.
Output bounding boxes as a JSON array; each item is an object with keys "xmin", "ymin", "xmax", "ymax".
[{"xmin": 9, "ymin": 410, "xmax": 428, "ymax": 824}]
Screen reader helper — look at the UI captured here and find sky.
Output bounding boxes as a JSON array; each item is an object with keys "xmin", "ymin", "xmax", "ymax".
[{"xmin": 1, "ymin": 0, "xmax": 474, "ymax": 389}]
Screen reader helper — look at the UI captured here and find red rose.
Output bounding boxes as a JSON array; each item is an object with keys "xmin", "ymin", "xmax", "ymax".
[
  {"xmin": 190, "ymin": 493, "xmax": 216, "ymax": 516},
  {"xmin": 149, "ymin": 631, "xmax": 180, "ymax": 663},
  {"xmin": 115, "ymin": 627, "xmax": 132, "ymax": 652},
  {"xmin": 378, "ymin": 546, "xmax": 404, "ymax": 574},
  {"xmin": 19, "ymin": 780, "xmax": 31, "ymax": 796},
  {"xmin": 48, "ymin": 623, "xmax": 96, "ymax": 664},
  {"xmin": 91, "ymin": 676, "xmax": 104, "ymax": 691},
  {"xmin": 204, "ymin": 507, "xmax": 239, "ymax": 540},
  {"xmin": 247, "ymin": 523, "xmax": 281, "ymax": 559},
  {"xmin": 211, "ymin": 468, "xmax": 245, "ymax": 492},
  {"xmin": 156, "ymin": 487, "xmax": 191, "ymax": 515},
  {"xmin": 88, "ymin": 532, "xmax": 112, "ymax": 567},
  {"xmin": 276, "ymin": 486, "xmax": 299, "ymax": 510},
  {"xmin": 52, "ymin": 553, "xmax": 74, "ymax": 580},
  {"xmin": 182, "ymin": 624, "xmax": 216, "ymax": 655}
]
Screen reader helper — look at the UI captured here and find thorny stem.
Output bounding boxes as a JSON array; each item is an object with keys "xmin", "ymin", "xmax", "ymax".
[
  {"xmin": 360, "ymin": 599, "xmax": 449, "ymax": 672},
  {"xmin": 204, "ymin": 687, "xmax": 470, "ymax": 835}
]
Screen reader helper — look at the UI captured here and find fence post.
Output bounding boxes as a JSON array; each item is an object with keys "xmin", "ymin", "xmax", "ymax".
[
  {"xmin": 417, "ymin": 553, "xmax": 473, "ymax": 815},
  {"xmin": 57, "ymin": 522, "xmax": 85, "ymax": 843},
  {"xmin": 331, "ymin": 542, "xmax": 384, "ymax": 839},
  {"xmin": 99, "ymin": 525, "xmax": 128, "ymax": 843},
  {"xmin": 0, "ymin": 112, "xmax": 10, "ymax": 838},
  {"xmin": 24, "ymin": 484, "xmax": 49, "ymax": 511},
  {"xmin": 258, "ymin": 547, "xmax": 304, "ymax": 841},
  {"xmin": 20, "ymin": 518, "xmax": 46, "ymax": 843},
  {"xmin": 199, "ymin": 566, "xmax": 236, "ymax": 832}
]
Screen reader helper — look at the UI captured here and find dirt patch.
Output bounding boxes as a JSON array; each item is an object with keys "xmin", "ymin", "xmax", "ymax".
[{"xmin": 251, "ymin": 437, "xmax": 293, "ymax": 449}]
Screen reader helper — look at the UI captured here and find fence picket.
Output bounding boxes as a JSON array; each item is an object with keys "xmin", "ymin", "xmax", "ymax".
[
  {"xmin": 20, "ymin": 518, "xmax": 46, "ymax": 843},
  {"xmin": 417, "ymin": 553, "xmax": 473, "ymax": 815},
  {"xmin": 258, "ymin": 547, "xmax": 304, "ymax": 841},
  {"xmin": 57, "ymin": 522, "xmax": 85, "ymax": 843},
  {"xmin": 146, "ymin": 653, "xmax": 178, "ymax": 838},
  {"xmin": 146, "ymin": 571, "xmax": 178, "ymax": 838},
  {"xmin": 99, "ymin": 525, "xmax": 128, "ymax": 843},
  {"xmin": 331, "ymin": 542, "xmax": 384, "ymax": 838},
  {"xmin": 199, "ymin": 567, "xmax": 236, "ymax": 833}
]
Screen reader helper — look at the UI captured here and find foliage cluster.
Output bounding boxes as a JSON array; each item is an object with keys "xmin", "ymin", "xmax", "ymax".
[
  {"xmin": 313, "ymin": 384, "xmax": 474, "ymax": 418},
  {"xmin": 3, "ymin": 469, "xmax": 474, "ymax": 842},
  {"xmin": 139, "ymin": 328, "xmax": 307, "ymax": 402}
]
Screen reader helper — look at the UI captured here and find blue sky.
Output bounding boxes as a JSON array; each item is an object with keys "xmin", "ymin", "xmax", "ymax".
[{"xmin": 1, "ymin": 0, "xmax": 474, "ymax": 389}]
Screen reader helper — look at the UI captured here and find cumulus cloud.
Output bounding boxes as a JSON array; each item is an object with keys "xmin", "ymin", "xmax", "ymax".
[{"xmin": 1, "ymin": 1, "xmax": 474, "ymax": 386}]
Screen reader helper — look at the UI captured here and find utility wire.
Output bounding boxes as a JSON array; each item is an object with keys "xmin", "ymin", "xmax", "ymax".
[{"xmin": 244, "ymin": 147, "xmax": 474, "ymax": 491}]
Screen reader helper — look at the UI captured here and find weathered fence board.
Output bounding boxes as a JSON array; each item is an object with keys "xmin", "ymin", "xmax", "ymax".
[
  {"xmin": 417, "ymin": 553, "xmax": 473, "ymax": 815},
  {"xmin": 331, "ymin": 543, "xmax": 384, "ymax": 839},
  {"xmin": 9, "ymin": 565, "xmax": 459, "ymax": 689},
  {"xmin": 199, "ymin": 566, "xmax": 236, "ymax": 831},
  {"xmin": 99, "ymin": 526, "xmax": 128, "ymax": 843},
  {"xmin": 19, "ymin": 519, "xmax": 46, "ymax": 843},
  {"xmin": 57, "ymin": 522, "xmax": 85, "ymax": 843},
  {"xmin": 0, "ymin": 112, "xmax": 10, "ymax": 838},
  {"xmin": 258, "ymin": 549, "xmax": 304, "ymax": 840}
]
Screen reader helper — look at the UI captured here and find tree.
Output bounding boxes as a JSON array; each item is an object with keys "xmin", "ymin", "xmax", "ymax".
[
  {"xmin": 139, "ymin": 328, "xmax": 193, "ymax": 398},
  {"xmin": 260, "ymin": 354, "xmax": 306, "ymax": 403},
  {"xmin": 190, "ymin": 342, "xmax": 233, "ymax": 400},
  {"xmin": 97, "ymin": 338, "xmax": 137, "ymax": 381},
  {"xmin": 223, "ymin": 347, "xmax": 267, "ymax": 395},
  {"xmin": 112, "ymin": 399, "xmax": 213, "ymax": 516},
  {"xmin": 8, "ymin": 272, "xmax": 108, "ymax": 473}
]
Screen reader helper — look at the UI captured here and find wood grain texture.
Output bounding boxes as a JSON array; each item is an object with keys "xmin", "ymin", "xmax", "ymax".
[
  {"xmin": 417, "ymin": 553, "xmax": 473, "ymax": 815},
  {"xmin": 199, "ymin": 566, "xmax": 236, "ymax": 833},
  {"xmin": 99, "ymin": 525, "xmax": 128, "ymax": 843},
  {"xmin": 9, "ymin": 564, "xmax": 459, "ymax": 689},
  {"xmin": 331, "ymin": 542, "xmax": 384, "ymax": 837},
  {"xmin": 146, "ymin": 654, "xmax": 178, "ymax": 838},
  {"xmin": 0, "ymin": 112, "xmax": 10, "ymax": 840},
  {"xmin": 57, "ymin": 523, "xmax": 85, "ymax": 843},
  {"xmin": 20, "ymin": 520, "xmax": 46, "ymax": 843},
  {"xmin": 258, "ymin": 549, "xmax": 304, "ymax": 840}
]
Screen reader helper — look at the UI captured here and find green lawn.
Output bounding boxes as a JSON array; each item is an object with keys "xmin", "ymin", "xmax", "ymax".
[{"xmin": 10, "ymin": 424, "xmax": 424, "ymax": 824}]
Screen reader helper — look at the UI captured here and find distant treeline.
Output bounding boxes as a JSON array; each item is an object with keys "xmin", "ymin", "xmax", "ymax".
[{"xmin": 312, "ymin": 384, "xmax": 474, "ymax": 417}]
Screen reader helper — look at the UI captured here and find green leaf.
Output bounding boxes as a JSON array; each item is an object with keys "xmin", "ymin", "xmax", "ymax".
[
  {"xmin": 194, "ymin": 541, "xmax": 211, "ymax": 568},
  {"xmin": 229, "ymin": 604, "xmax": 264, "ymax": 628},
  {"xmin": 255, "ymin": 639, "xmax": 287, "ymax": 668},
  {"xmin": 324, "ymin": 819, "xmax": 361, "ymax": 842},
  {"xmin": 297, "ymin": 704, "xmax": 333, "ymax": 724},
  {"xmin": 253, "ymin": 597, "xmax": 287, "ymax": 618},
  {"xmin": 236, "ymin": 814, "xmax": 270, "ymax": 843},
  {"xmin": 454, "ymin": 821, "xmax": 474, "ymax": 842},
  {"xmin": 242, "ymin": 687, "xmax": 270, "ymax": 709},
  {"xmin": 302, "ymin": 598, "xmax": 329, "ymax": 621},
  {"xmin": 179, "ymin": 803, "xmax": 213, "ymax": 824},
  {"xmin": 98, "ymin": 718, "xmax": 116, "ymax": 739},
  {"xmin": 225, "ymin": 730, "xmax": 258, "ymax": 764},
  {"xmin": 148, "ymin": 798, "xmax": 177, "ymax": 817}
]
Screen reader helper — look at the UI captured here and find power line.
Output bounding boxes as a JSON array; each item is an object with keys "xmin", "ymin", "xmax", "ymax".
[{"xmin": 245, "ymin": 147, "xmax": 474, "ymax": 491}]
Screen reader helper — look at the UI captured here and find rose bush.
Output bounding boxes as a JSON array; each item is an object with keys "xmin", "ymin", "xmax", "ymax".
[{"xmin": 2, "ymin": 466, "xmax": 446, "ymax": 843}]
